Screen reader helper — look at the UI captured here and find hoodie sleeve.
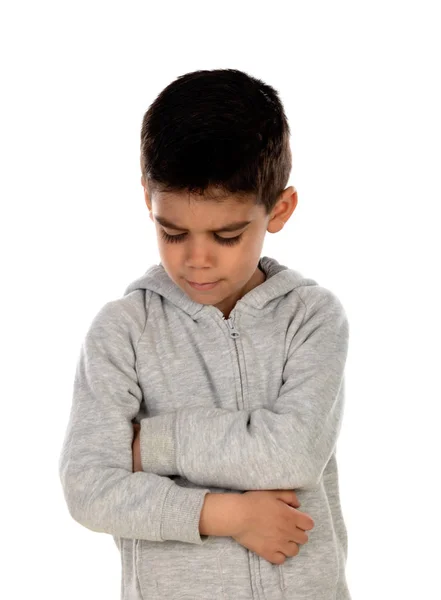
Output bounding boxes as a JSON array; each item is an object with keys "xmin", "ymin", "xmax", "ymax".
[
  {"xmin": 139, "ymin": 286, "xmax": 349, "ymax": 491},
  {"xmin": 58, "ymin": 298, "xmax": 211, "ymax": 544}
]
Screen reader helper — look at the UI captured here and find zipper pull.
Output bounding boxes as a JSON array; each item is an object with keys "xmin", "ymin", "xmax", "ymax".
[{"xmin": 223, "ymin": 317, "xmax": 240, "ymax": 339}]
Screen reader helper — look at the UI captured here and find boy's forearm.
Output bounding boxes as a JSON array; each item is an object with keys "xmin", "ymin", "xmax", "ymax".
[{"xmin": 199, "ymin": 493, "xmax": 244, "ymax": 537}]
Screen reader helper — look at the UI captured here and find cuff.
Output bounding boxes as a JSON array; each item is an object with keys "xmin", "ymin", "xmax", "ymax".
[
  {"xmin": 140, "ymin": 413, "xmax": 178, "ymax": 475},
  {"xmin": 160, "ymin": 484, "xmax": 212, "ymax": 544}
]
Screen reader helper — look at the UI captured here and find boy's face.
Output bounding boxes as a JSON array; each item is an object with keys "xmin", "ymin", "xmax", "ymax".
[{"xmin": 143, "ymin": 184, "xmax": 297, "ymax": 319}]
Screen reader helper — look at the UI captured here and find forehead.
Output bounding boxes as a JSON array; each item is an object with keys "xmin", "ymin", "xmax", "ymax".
[{"xmin": 152, "ymin": 191, "xmax": 264, "ymax": 231}]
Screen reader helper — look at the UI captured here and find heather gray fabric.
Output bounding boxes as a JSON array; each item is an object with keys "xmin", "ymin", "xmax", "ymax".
[{"xmin": 59, "ymin": 255, "xmax": 351, "ymax": 599}]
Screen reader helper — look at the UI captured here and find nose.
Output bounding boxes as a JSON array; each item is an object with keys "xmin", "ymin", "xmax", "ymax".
[{"xmin": 184, "ymin": 239, "xmax": 216, "ymax": 269}]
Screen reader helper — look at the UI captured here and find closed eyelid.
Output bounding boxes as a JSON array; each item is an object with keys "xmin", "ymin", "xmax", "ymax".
[
  {"xmin": 159, "ymin": 229, "xmax": 243, "ymax": 246},
  {"xmin": 162, "ymin": 227, "xmax": 245, "ymax": 237}
]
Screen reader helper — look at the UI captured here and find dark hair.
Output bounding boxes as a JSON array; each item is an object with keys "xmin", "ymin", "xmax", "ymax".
[{"xmin": 140, "ymin": 68, "xmax": 292, "ymax": 216}]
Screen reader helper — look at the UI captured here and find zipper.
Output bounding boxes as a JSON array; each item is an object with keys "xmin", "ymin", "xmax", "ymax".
[
  {"xmin": 222, "ymin": 315, "xmax": 244, "ymax": 410},
  {"xmin": 222, "ymin": 315, "xmax": 240, "ymax": 339},
  {"xmin": 223, "ymin": 314, "xmax": 260, "ymax": 599}
]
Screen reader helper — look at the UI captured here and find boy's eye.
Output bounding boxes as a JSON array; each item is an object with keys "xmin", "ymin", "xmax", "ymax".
[{"xmin": 160, "ymin": 229, "xmax": 244, "ymax": 246}]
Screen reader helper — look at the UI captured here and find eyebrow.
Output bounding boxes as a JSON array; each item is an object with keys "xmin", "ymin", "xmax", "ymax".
[{"xmin": 154, "ymin": 215, "xmax": 252, "ymax": 233}]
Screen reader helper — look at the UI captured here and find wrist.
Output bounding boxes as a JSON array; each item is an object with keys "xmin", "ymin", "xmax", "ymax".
[{"xmin": 199, "ymin": 493, "xmax": 246, "ymax": 537}]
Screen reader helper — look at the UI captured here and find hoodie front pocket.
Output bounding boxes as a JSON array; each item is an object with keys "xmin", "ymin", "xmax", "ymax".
[{"xmin": 136, "ymin": 537, "xmax": 226, "ymax": 600}]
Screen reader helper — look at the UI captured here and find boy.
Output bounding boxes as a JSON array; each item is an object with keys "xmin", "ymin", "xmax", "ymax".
[{"xmin": 59, "ymin": 68, "xmax": 351, "ymax": 600}]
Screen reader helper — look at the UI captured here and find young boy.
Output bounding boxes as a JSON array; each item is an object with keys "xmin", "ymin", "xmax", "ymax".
[{"xmin": 59, "ymin": 68, "xmax": 351, "ymax": 600}]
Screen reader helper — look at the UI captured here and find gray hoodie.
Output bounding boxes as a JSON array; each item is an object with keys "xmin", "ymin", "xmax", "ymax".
[{"xmin": 59, "ymin": 255, "xmax": 351, "ymax": 600}]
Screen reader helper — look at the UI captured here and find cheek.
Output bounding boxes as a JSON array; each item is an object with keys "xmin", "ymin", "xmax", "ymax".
[
  {"xmin": 158, "ymin": 244, "xmax": 180, "ymax": 267},
  {"xmin": 156, "ymin": 240, "xmax": 175, "ymax": 265}
]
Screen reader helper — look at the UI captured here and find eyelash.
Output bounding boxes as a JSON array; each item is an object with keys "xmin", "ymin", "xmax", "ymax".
[{"xmin": 160, "ymin": 230, "xmax": 244, "ymax": 246}]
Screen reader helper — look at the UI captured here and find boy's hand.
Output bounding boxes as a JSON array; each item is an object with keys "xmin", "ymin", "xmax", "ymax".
[
  {"xmin": 232, "ymin": 489, "xmax": 314, "ymax": 565},
  {"xmin": 132, "ymin": 423, "xmax": 142, "ymax": 472}
]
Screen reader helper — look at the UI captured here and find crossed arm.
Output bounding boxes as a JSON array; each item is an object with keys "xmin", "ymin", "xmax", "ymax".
[{"xmin": 131, "ymin": 290, "xmax": 349, "ymax": 492}]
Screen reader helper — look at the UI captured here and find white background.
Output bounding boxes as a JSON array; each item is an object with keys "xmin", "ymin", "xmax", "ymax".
[{"xmin": 1, "ymin": 1, "xmax": 440, "ymax": 598}]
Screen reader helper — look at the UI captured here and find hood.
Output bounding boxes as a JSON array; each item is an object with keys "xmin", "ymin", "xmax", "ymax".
[{"xmin": 123, "ymin": 255, "xmax": 319, "ymax": 319}]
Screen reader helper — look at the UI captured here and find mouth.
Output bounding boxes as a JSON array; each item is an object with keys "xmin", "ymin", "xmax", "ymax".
[{"xmin": 187, "ymin": 280, "xmax": 220, "ymax": 290}]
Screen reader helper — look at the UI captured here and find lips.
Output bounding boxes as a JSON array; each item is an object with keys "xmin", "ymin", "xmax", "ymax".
[{"xmin": 187, "ymin": 279, "xmax": 220, "ymax": 290}]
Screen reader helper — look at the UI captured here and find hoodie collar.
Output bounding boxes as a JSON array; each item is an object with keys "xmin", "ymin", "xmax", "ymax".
[{"xmin": 123, "ymin": 256, "xmax": 317, "ymax": 320}]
